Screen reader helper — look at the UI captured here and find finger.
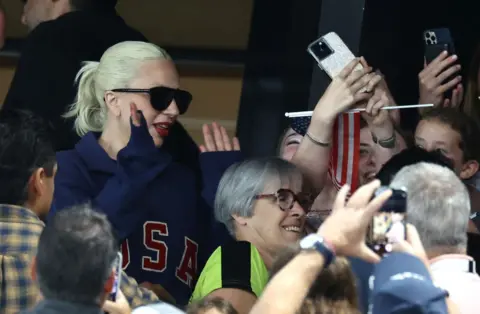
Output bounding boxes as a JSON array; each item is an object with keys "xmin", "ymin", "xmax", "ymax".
[
  {"xmin": 391, "ymin": 241, "xmax": 414, "ymax": 255},
  {"xmin": 365, "ymin": 74, "xmax": 382, "ymax": 93},
  {"xmin": 232, "ymin": 137, "xmax": 241, "ymax": 151},
  {"xmin": 432, "ymin": 54, "xmax": 458, "ymax": 78},
  {"xmin": 345, "ymin": 68, "xmax": 372, "ymax": 86},
  {"xmin": 365, "ymin": 95, "xmax": 378, "ymax": 116},
  {"xmin": 421, "ymin": 51, "xmax": 449, "ymax": 78},
  {"xmin": 350, "ymin": 72, "xmax": 375, "ymax": 94},
  {"xmin": 212, "ymin": 122, "xmax": 225, "ymax": 151},
  {"xmin": 435, "ymin": 64, "xmax": 461, "ymax": 84},
  {"xmin": 202, "ymin": 124, "xmax": 216, "ymax": 152},
  {"xmin": 353, "ymin": 92, "xmax": 373, "ymax": 105},
  {"xmin": 220, "ymin": 126, "xmax": 232, "ymax": 151},
  {"xmin": 332, "ymin": 184, "xmax": 350, "ymax": 212},
  {"xmin": 442, "ymin": 98, "xmax": 451, "ymax": 108},
  {"xmin": 346, "ymin": 179, "xmax": 381, "ymax": 208},
  {"xmin": 102, "ymin": 300, "xmax": 116, "ymax": 313},
  {"xmin": 360, "ymin": 56, "xmax": 369, "ymax": 68},
  {"xmin": 364, "ymin": 188, "xmax": 392, "ymax": 218},
  {"xmin": 454, "ymin": 84, "xmax": 463, "ymax": 107},
  {"xmin": 130, "ymin": 103, "xmax": 140, "ymax": 127},
  {"xmin": 357, "ymin": 244, "xmax": 381, "ymax": 263},
  {"xmin": 371, "ymin": 98, "xmax": 384, "ymax": 117},
  {"xmin": 405, "ymin": 224, "xmax": 425, "ymax": 252},
  {"xmin": 338, "ymin": 58, "xmax": 362, "ymax": 80},
  {"xmin": 199, "ymin": 144, "xmax": 207, "ymax": 153},
  {"xmin": 450, "ymin": 88, "xmax": 459, "ymax": 108},
  {"xmin": 438, "ymin": 75, "xmax": 462, "ymax": 94}
]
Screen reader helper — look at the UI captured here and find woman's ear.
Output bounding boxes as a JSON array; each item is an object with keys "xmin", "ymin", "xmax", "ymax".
[
  {"xmin": 104, "ymin": 91, "xmax": 121, "ymax": 117},
  {"xmin": 232, "ymin": 214, "xmax": 248, "ymax": 226}
]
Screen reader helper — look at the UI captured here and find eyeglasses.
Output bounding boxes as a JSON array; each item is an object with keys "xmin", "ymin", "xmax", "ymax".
[
  {"xmin": 111, "ymin": 87, "xmax": 192, "ymax": 115},
  {"xmin": 255, "ymin": 188, "xmax": 313, "ymax": 212}
]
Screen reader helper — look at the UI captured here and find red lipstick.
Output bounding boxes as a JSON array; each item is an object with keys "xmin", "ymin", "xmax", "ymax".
[{"xmin": 154, "ymin": 122, "xmax": 171, "ymax": 137}]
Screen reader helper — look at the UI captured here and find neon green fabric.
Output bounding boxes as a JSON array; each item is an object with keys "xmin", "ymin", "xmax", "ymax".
[{"xmin": 190, "ymin": 241, "xmax": 268, "ymax": 302}]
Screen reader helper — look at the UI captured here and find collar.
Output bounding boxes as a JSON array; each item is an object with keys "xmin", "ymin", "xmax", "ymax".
[
  {"xmin": 0, "ymin": 204, "xmax": 44, "ymax": 227},
  {"xmin": 430, "ymin": 254, "xmax": 476, "ymax": 274},
  {"xmin": 75, "ymin": 132, "xmax": 117, "ymax": 174}
]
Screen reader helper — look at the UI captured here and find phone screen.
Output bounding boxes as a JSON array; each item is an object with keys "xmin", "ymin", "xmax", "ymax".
[
  {"xmin": 370, "ymin": 188, "xmax": 407, "ymax": 256},
  {"xmin": 109, "ymin": 252, "xmax": 123, "ymax": 301}
]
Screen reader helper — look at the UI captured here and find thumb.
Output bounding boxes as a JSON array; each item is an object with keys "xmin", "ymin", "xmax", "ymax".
[{"xmin": 356, "ymin": 244, "xmax": 381, "ymax": 264}]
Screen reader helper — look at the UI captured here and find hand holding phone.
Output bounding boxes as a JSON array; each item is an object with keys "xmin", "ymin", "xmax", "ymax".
[
  {"xmin": 369, "ymin": 187, "xmax": 407, "ymax": 257},
  {"xmin": 109, "ymin": 252, "xmax": 123, "ymax": 302},
  {"xmin": 420, "ymin": 28, "xmax": 463, "ymax": 109}
]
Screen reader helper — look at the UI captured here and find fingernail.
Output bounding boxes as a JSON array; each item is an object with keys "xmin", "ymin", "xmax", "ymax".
[
  {"xmin": 443, "ymin": 50, "xmax": 448, "ymax": 55},
  {"xmin": 452, "ymin": 55, "xmax": 458, "ymax": 60}
]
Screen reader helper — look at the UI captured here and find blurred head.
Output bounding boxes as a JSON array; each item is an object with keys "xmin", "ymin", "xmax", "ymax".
[
  {"xmin": 359, "ymin": 121, "xmax": 409, "ymax": 186},
  {"xmin": 33, "ymin": 205, "xmax": 118, "ymax": 305},
  {"xmin": 270, "ymin": 246, "xmax": 360, "ymax": 314},
  {"xmin": 21, "ymin": 0, "xmax": 117, "ymax": 30},
  {"xmin": 187, "ymin": 297, "xmax": 238, "ymax": 314},
  {"xmin": 64, "ymin": 41, "xmax": 188, "ymax": 148},
  {"xmin": 0, "ymin": 109, "xmax": 56, "ymax": 219},
  {"xmin": 278, "ymin": 127, "xmax": 303, "ymax": 161},
  {"xmin": 415, "ymin": 108, "xmax": 480, "ymax": 180},
  {"xmin": 215, "ymin": 158, "xmax": 309, "ymax": 255},
  {"xmin": 376, "ymin": 146, "xmax": 454, "ymax": 186},
  {"xmin": 463, "ymin": 44, "xmax": 480, "ymax": 119},
  {"xmin": 390, "ymin": 163, "xmax": 470, "ymax": 257}
]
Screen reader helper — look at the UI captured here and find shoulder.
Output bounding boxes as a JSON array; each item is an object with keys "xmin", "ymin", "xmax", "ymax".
[
  {"xmin": 55, "ymin": 148, "xmax": 90, "ymax": 186},
  {"xmin": 192, "ymin": 241, "xmax": 267, "ymax": 300}
]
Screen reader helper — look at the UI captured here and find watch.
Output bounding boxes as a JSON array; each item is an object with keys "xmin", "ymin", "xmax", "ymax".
[{"xmin": 299, "ymin": 234, "xmax": 336, "ymax": 268}]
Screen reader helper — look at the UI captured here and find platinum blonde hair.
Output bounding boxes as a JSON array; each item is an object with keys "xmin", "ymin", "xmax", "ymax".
[{"xmin": 64, "ymin": 41, "xmax": 171, "ymax": 136}]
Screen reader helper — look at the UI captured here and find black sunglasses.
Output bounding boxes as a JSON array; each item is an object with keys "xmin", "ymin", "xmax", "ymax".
[{"xmin": 111, "ymin": 87, "xmax": 192, "ymax": 115}]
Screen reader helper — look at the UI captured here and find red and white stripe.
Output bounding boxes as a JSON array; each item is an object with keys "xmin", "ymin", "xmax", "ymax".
[{"xmin": 328, "ymin": 112, "xmax": 361, "ymax": 193}]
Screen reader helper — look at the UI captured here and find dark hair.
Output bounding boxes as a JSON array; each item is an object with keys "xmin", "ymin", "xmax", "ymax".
[
  {"xmin": 269, "ymin": 246, "xmax": 360, "ymax": 314},
  {"xmin": 69, "ymin": 0, "xmax": 117, "ymax": 11},
  {"xmin": 36, "ymin": 204, "xmax": 118, "ymax": 304},
  {"xmin": 376, "ymin": 146, "xmax": 454, "ymax": 185},
  {"xmin": 0, "ymin": 109, "xmax": 55, "ymax": 205},
  {"xmin": 186, "ymin": 297, "xmax": 238, "ymax": 314},
  {"xmin": 421, "ymin": 108, "xmax": 480, "ymax": 162}
]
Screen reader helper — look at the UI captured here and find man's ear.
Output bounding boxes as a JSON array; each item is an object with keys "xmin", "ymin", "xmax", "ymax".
[
  {"xmin": 30, "ymin": 167, "xmax": 47, "ymax": 197},
  {"xmin": 104, "ymin": 91, "xmax": 121, "ymax": 117},
  {"xmin": 460, "ymin": 160, "xmax": 479, "ymax": 180}
]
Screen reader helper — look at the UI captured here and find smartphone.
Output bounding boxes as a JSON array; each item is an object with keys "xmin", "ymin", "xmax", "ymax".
[
  {"xmin": 307, "ymin": 32, "xmax": 363, "ymax": 79},
  {"xmin": 109, "ymin": 252, "xmax": 123, "ymax": 301},
  {"xmin": 470, "ymin": 212, "xmax": 480, "ymax": 233},
  {"xmin": 370, "ymin": 187, "xmax": 407, "ymax": 257},
  {"xmin": 424, "ymin": 28, "xmax": 457, "ymax": 99}
]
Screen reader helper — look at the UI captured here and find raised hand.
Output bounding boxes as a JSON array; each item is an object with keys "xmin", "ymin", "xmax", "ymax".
[
  {"xmin": 318, "ymin": 180, "xmax": 392, "ymax": 263},
  {"xmin": 312, "ymin": 58, "xmax": 381, "ymax": 125},
  {"xmin": 418, "ymin": 51, "xmax": 462, "ymax": 109},
  {"xmin": 199, "ymin": 122, "xmax": 240, "ymax": 153}
]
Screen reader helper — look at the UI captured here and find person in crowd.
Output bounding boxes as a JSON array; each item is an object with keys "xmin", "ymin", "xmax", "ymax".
[
  {"xmin": 187, "ymin": 298, "xmax": 238, "ymax": 314},
  {"xmin": 24, "ymin": 205, "xmax": 130, "ymax": 314},
  {"xmin": 250, "ymin": 180, "xmax": 454, "ymax": 314},
  {"xmin": 414, "ymin": 107, "xmax": 480, "ymax": 210},
  {"xmin": 3, "ymin": 0, "xmax": 153, "ymax": 151},
  {"xmin": 190, "ymin": 157, "xmax": 310, "ymax": 313},
  {"xmin": 0, "ymin": 109, "xmax": 158, "ymax": 313},
  {"xmin": 390, "ymin": 162, "xmax": 480, "ymax": 313},
  {"xmin": 271, "ymin": 249, "xmax": 360, "ymax": 314},
  {"xmin": 464, "ymin": 44, "xmax": 480, "ymax": 119},
  {"xmin": 52, "ymin": 41, "xmax": 241, "ymax": 305}
]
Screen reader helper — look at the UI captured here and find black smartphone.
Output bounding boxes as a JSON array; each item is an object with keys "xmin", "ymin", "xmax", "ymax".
[
  {"xmin": 471, "ymin": 212, "xmax": 480, "ymax": 233},
  {"xmin": 369, "ymin": 187, "xmax": 408, "ymax": 257},
  {"xmin": 423, "ymin": 28, "xmax": 457, "ymax": 100}
]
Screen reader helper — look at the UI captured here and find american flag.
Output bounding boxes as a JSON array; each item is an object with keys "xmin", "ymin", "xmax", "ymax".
[{"xmin": 290, "ymin": 112, "xmax": 361, "ymax": 192}]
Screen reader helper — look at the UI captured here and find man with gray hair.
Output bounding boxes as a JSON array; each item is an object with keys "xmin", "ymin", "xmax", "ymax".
[{"xmin": 390, "ymin": 162, "xmax": 480, "ymax": 314}]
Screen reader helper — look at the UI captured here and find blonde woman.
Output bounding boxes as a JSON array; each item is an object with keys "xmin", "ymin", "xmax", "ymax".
[{"xmin": 51, "ymin": 41, "xmax": 242, "ymax": 305}]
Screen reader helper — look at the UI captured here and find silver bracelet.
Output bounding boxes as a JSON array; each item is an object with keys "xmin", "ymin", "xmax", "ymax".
[{"xmin": 306, "ymin": 132, "xmax": 330, "ymax": 147}]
